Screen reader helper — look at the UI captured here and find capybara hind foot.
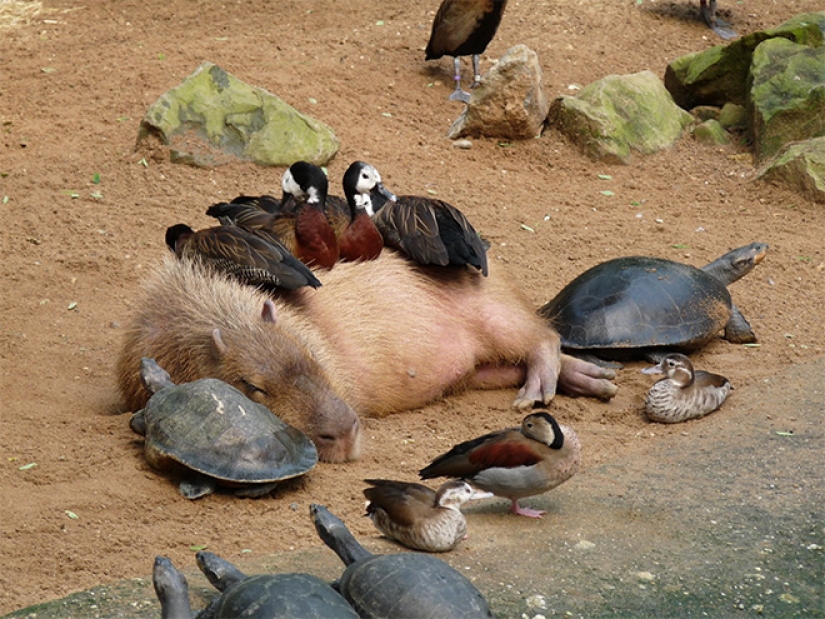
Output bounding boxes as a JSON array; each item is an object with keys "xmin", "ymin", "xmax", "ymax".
[
  {"xmin": 513, "ymin": 342, "xmax": 560, "ymax": 410},
  {"xmin": 559, "ymin": 354, "xmax": 618, "ymax": 400}
]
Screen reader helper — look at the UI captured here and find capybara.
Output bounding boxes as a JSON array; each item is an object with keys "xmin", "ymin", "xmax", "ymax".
[
  {"xmin": 117, "ymin": 252, "xmax": 617, "ymax": 462},
  {"xmin": 116, "ymin": 257, "xmax": 361, "ymax": 463}
]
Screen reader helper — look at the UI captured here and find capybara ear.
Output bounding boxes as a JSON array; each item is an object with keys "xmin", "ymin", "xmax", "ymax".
[
  {"xmin": 261, "ymin": 300, "xmax": 278, "ymax": 324},
  {"xmin": 210, "ymin": 328, "xmax": 228, "ymax": 360}
]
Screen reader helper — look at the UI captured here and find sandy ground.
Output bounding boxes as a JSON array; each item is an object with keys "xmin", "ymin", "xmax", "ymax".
[{"xmin": 1, "ymin": 0, "xmax": 823, "ymax": 614}]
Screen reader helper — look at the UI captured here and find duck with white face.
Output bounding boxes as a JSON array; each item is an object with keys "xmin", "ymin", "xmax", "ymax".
[
  {"xmin": 642, "ymin": 353, "xmax": 732, "ymax": 423},
  {"xmin": 419, "ymin": 411, "xmax": 581, "ymax": 519}
]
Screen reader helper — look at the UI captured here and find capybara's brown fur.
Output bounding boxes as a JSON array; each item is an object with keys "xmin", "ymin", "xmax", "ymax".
[
  {"xmin": 116, "ymin": 257, "xmax": 361, "ymax": 463},
  {"xmin": 117, "ymin": 252, "xmax": 617, "ymax": 462}
]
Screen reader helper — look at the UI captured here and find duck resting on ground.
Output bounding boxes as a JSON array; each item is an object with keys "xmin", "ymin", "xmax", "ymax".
[
  {"xmin": 425, "ymin": 0, "xmax": 509, "ymax": 102},
  {"xmin": 641, "ymin": 353, "xmax": 732, "ymax": 423},
  {"xmin": 363, "ymin": 478, "xmax": 492, "ymax": 552},
  {"xmin": 419, "ymin": 411, "xmax": 580, "ymax": 518}
]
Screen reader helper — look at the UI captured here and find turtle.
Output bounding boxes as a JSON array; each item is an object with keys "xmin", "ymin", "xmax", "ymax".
[
  {"xmin": 310, "ymin": 503, "xmax": 494, "ymax": 619},
  {"xmin": 130, "ymin": 357, "xmax": 318, "ymax": 499},
  {"xmin": 538, "ymin": 242, "xmax": 768, "ymax": 363},
  {"xmin": 151, "ymin": 553, "xmax": 359, "ymax": 619}
]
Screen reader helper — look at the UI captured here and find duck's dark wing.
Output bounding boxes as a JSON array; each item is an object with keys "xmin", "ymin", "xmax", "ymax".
[
  {"xmin": 419, "ymin": 427, "xmax": 530, "ymax": 478},
  {"xmin": 178, "ymin": 225, "xmax": 321, "ymax": 290},
  {"xmin": 364, "ymin": 479, "xmax": 438, "ymax": 526}
]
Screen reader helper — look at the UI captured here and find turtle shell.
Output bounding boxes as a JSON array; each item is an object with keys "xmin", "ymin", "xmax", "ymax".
[
  {"xmin": 139, "ymin": 378, "xmax": 317, "ymax": 486},
  {"xmin": 340, "ymin": 553, "xmax": 493, "ymax": 619},
  {"xmin": 208, "ymin": 573, "xmax": 358, "ymax": 619},
  {"xmin": 540, "ymin": 257, "xmax": 732, "ymax": 352}
]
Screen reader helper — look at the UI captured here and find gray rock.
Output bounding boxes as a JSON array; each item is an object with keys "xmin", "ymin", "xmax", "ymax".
[
  {"xmin": 447, "ymin": 45, "xmax": 549, "ymax": 140},
  {"xmin": 693, "ymin": 119, "xmax": 730, "ymax": 146},
  {"xmin": 548, "ymin": 70, "xmax": 693, "ymax": 164},
  {"xmin": 757, "ymin": 136, "xmax": 825, "ymax": 203},
  {"xmin": 749, "ymin": 38, "xmax": 825, "ymax": 162},
  {"xmin": 136, "ymin": 62, "xmax": 340, "ymax": 167},
  {"xmin": 664, "ymin": 12, "xmax": 824, "ymax": 110}
]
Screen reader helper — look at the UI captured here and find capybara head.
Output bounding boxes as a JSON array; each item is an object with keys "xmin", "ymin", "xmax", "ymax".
[
  {"xmin": 117, "ymin": 257, "xmax": 361, "ymax": 463},
  {"xmin": 208, "ymin": 316, "xmax": 361, "ymax": 463}
]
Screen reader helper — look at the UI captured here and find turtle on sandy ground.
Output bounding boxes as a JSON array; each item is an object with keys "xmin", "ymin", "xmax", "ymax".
[
  {"xmin": 311, "ymin": 503, "xmax": 494, "ymax": 619},
  {"xmin": 130, "ymin": 358, "xmax": 317, "ymax": 499},
  {"xmin": 539, "ymin": 242, "xmax": 768, "ymax": 364},
  {"xmin": 152, "ymin": 553, "xmax": 359, "ymax": 619}
]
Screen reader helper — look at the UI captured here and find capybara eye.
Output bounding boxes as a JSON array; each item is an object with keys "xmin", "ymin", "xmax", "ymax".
[{"xmin": 240, "ymin": 379, "xmax": 268, "ymax": 399}]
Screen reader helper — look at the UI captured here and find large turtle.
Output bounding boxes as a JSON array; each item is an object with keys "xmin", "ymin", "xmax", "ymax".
[
  {"xmin": 152, "ymin": 553, "xmax": 359, "ymax": 619},
  {"xmin": 539, "ymin": 242, "xmax": 768, "ymax": 362},
  {"xmin": 310, "ymin": 503, "xmax": 494, "ymax": 619},
  {"xmin": 130, "ymin": 358, "xmax": 317, "ymax": 499}
]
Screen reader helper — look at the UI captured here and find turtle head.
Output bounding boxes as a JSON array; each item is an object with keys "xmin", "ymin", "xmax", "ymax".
[{"xmin": 703, "ymin": 242, "xmax": 769, "ymax": 285}]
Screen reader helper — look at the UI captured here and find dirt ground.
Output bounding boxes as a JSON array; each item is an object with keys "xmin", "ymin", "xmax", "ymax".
[{"xmin": 1, "ymin": 0, "xmax": 823, "ymax": 614}]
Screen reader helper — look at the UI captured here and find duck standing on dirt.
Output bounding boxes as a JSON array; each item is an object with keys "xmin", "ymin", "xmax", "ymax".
[
  {"xmin": 419, "ymin": 411, "xmax": 580, "ymax": 518},
  {"xmin": 363, "ymin": 478, "xmax": 491, "ymax": 552},
  {"xmin": 642, "ymin": 353, "xmax": 732, "ymax": 423},
  {"xmin": 699, "ymin": 0, "xmax": 737, "ymax": 40},
  {"xmin": 425, "ymin": 0, "xmax": 509, "ymax": 102}
]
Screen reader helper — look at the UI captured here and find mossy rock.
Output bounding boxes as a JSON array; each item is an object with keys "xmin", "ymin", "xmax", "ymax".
[
  {"xmin": 664, "ymin": 12, "xmax": 824, "ymax": 110},
  {"xmin": 757, "ymin": 136, "xmax": 825, "ymax": 203},
  {"xmin": 136, "ymin": 62, "xmax": 340, "ymax": 167},
  {"xmin": 749, "ymin": 38, "xmax": 825, "ymax": 162},
  {"xmin": 548, "ymin": 70, "xmax": 692, "ymax": 164}
]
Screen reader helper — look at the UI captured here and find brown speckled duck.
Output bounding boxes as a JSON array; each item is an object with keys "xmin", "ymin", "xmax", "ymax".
[
  {"xmin": 419, "ymin": 411, "xmax": 580, "ymax": 519},
  {"xmin": 164, "ymin": 223, "xmax": 322, "ymax": 291},
  {"xmin": 363, "ymin": 479, "xmax": 491, "ymax": 552},
  {"xmin": 641, "ymin": 353, "xmax": 732, "ymax": 423}
]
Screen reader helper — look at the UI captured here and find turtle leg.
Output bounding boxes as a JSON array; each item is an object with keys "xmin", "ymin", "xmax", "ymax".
[
  {"xmin": 179, "ymin": 475, "xmax": 217, "ymax": 500},
  {"xmin": 234, "ymin": 482, "xmax": 278, "ymax": 498},
  {"xmin": 724, "ymin": 304, "xmax": 756, "ymax": 343},
  {"xmin": 558, "ymin": 354, "xmax": 618, "ymax": 400}
]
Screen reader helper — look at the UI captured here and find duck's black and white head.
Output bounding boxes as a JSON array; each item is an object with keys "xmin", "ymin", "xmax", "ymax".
[
  {"xmin": 342, "ymin": 161, "xmax": 396, "ymax": 216},
  {"xmin": 433, "ymin": 479, "xmax": 490, "ymax": 511},
  {"xmin": 281, "ymin": 161, "xmax": 329, "ymax": 206}
]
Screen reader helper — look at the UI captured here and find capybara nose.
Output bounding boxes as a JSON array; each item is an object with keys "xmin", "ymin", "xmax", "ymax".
[{"xmin": 314, "ymin": 415, "xmax": 361, "ymax": 463}]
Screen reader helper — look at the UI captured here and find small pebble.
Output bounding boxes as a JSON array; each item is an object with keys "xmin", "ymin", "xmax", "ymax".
[{"xmin": 452, "ymin": 139, "xmax": 473, "ymax": 149}]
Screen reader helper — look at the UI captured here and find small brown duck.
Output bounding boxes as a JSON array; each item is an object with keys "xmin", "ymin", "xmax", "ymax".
[
  {"xmin": 165, "ymin": 223, "xmax": 322, "ymax": 291},
  {"xmin": 641, "ymin": 353, "xmax": 732, "ymax": 423},
  {"xmin": 363, "ymin": 479, "xmax": 491, "ymax": 552},
  {"xmin": 206, "ymin": 161, "xmax": 339, "ymax": 270},
  {"xmin": 325, "ymin": 161, "xmax": 396, "ymax": 263},
  {"xmin": 419, "ymin": 411, "xmax": 580, "ymax": 519},
  {"xmin": 425, "ymin": 0, "xmax": 509, "ymax": 102},
  {"xmin": 369, "ymin": 189, "xmax": 488, "ymax": 276}
]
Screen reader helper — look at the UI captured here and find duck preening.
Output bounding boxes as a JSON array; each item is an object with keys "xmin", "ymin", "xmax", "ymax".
[
  {"xmin": 425, "ymin": 0, "xmax": 509, "ymax": 102},
  {"xmin": 164, "ymin": 223, "xmax": 321, "ymax": 291},
  {"xmin": 363, "ymin": 478, "xmax": 491, "ymax": 552},
  {"xmin": 419, "ymin": 411, "xmax": 580, "ymax": 518},
  {"xmin": 641, "ymin": 353, "xmax": 732, "ymax": 423}
]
